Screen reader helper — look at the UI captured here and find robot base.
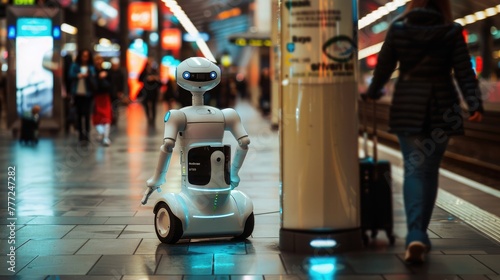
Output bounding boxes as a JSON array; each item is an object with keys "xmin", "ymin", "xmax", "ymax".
[
  {"xmin": 279, "ymin": 227, "xmax": 363, "ymax": 254},
  {"xmin": 153, "ymin": 190, "xmax": 254, "ymax": 244}
]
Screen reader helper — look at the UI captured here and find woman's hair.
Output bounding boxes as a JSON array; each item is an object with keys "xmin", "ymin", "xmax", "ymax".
[
  {"xmin": 404, "ymin": 0, "xmax": 453, "ymax": 23},
  {"xmin": 75, "ymin": 48, "xmax": 94, "ymax": 65}
]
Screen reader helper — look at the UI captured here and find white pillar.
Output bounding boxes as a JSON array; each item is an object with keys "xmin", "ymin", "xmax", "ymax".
[{"xmin": 279, "ymin": 0, "xmax": 361, "ymax": 254}]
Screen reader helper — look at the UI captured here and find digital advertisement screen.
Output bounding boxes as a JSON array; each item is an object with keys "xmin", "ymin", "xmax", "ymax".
[{"xmin": 16, "ymin": 17, "xmax": 54, "ymax": 117}]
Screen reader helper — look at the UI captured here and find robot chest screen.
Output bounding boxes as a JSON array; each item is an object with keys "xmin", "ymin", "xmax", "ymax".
[{"xmin": 187, "ymin": 145, "xmax": 231, "ymax": 186}]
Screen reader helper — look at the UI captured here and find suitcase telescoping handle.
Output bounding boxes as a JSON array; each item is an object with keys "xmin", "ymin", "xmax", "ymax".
[
  {"xmin": 361, "ymin": 96, "xmax": 369, "ymax": 159},
  {"xmin": 361, "ymin": 96, "xmax": 378, "ymax": 163},
  {"xmin": 372, "ymin": 100, "xmax": 378, "ymax": 163}
]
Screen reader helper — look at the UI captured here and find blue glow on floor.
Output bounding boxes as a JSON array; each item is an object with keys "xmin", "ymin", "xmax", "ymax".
[{"xmin": 308, "ymin": 257, "xmax": 337, "ymax": 279}]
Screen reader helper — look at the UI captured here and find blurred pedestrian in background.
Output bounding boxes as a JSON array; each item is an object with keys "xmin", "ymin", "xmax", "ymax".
[
  {"xmin": 163, "ymin": 77, "xmax": 177, "ymax": 110},
  {"xmin": 62, "ymin": 53, "xmax": 75, "ymax": 134},
  {"xmin": 259, "ymin": 67, "xmax": 271, "ymax": 116},
  {"xmin": 108, "ymin": 57, "xmax": 126, "ymax": 127},
  {"xmin": 69, "ymin": 48, "xmax": 96, "ymax": 142},
  {"xmin": 138, "ymin": 59, "xmax": 161, "ymax": 127}
]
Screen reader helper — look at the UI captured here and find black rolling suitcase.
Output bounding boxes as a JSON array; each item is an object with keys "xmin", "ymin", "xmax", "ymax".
[{"xmin": 359, "ymin": 101, "xmax": 395, "ymax": 246}]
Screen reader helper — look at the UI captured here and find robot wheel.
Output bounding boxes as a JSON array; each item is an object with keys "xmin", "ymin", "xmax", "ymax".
[
  {"xmin": 154, "ymin": 202, "xmax": 183, "ymax": 244},
  {"xmin": 234, "ymin": 212, "xmax": 254, "ymax": 240}
]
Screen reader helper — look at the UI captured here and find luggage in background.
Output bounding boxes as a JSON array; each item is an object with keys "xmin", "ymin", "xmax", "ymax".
[{"xmin": 19, "ymin": 105, "xmax": 40, "ymax": 145}]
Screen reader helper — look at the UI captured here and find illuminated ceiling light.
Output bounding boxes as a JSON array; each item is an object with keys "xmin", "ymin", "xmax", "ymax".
[
  {"xmin": 366, "ymin": 13, "xmax": 378, "ymax": 23},
  {"xmin": 94, "ymin": 0, "xmax": 118, "ymax": 18},
  {"xmin": 376, "ymin": 7, "xmax": 389, "ymax": 17},
  {"xmin": 61, "ymin": 23, "xmax": 77, "ymax": 35},
  {"xmin": 474, "ymin": 11, "xmax": 486, "ymax": 20},
  {"xmin": 385, "ymin": 2, "xmax": 397, "ymax": 12},
  {"xmin": 371, "ymin": 10, "xmax": 381, "ymax": 19},
  {"xmin": 359, "ymin": 1, "xmax": 500, "ymax": 57},
  {"xmin": 464, "ymin": 15, "xmax": 476, "ymax": 24},
  {"xmin": 485, "ymin": 8, "xmax": 497, "ymax": 17},
  {"xmin": 163, "ymin": 0, "xmax": 216, "ymax": 62},
  {"xmin": 359, "ymin": 0, "xmax": 407, "ymax": 30},
  {"xmin": 358, "ymin": 42, "xmax": 384, "ymax": 60},
  {"xmin": 454, "ymin": 18, "xmax": 465, "ymax": 26},
  {"xmin": 394, "ymin": 0, "xmax": 406, "ymax": 7}
]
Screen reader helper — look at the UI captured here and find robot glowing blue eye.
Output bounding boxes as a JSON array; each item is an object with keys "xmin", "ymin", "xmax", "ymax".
[
  {"xmin": 183, "ymin": 71, "xmax": 191, "ymax": 79},
  {"xmin": 210, "ymin": 71, "xmax": 217, "ymax": 80}
]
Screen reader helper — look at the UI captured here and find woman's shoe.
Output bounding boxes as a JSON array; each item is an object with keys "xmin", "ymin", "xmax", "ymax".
[{"xmin": 404, "ymin": 241, "xmax": 426, "ymax": 263}]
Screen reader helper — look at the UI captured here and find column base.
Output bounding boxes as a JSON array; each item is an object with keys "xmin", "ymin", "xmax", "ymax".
[{"xmin": 279, "ymin": 227, "xmax": 363, "ymax": 254}]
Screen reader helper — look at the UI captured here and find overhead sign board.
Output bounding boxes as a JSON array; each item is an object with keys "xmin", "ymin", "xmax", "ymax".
[{"xmin": 128, "ymin": 1, "xmax": 158, "ymax": 31}]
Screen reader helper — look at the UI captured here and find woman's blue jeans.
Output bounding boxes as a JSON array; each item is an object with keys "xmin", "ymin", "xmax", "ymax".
[{"xmin": 397, "ymin": 133, "xmax": 449, "ymax": 249}]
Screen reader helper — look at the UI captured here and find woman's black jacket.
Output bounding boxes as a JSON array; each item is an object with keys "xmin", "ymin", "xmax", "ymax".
[{"xmin": 367, "ymin": 8, "xmax": 484, "ymax": 136}]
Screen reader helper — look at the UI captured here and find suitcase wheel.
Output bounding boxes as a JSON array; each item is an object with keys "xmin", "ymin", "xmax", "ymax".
[
  {"xmin": 362, "ymin": 233, "xmax": 369, "ymax": 247},
  {"xmin": 385, "ymin": 228, "xmax": 396, "ymax": 245}
]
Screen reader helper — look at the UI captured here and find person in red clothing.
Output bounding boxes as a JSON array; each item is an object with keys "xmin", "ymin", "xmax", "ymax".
[{"xmin": 92, "ymin": 55, "xmax": 113, "ymax": 146}]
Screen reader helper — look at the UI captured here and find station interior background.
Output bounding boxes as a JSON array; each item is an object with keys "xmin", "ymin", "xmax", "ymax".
[{"xmin": 0, "ymin": 0, "xmax": 499, "ymax": 278}]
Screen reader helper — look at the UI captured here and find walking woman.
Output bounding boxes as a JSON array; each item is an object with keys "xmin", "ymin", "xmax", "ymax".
[
  {"xmin": 69, "ymin": 49, "xmax": 96, "ymax": 142},
  {"xmin": 366, "ymin": 0, "xmax": 483, "ymax": 263}
]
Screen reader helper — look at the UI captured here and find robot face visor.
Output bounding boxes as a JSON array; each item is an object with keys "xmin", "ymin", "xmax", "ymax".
[{"xmin": 182, "ymin": 71, "xmax": 218, "ymax": 82}]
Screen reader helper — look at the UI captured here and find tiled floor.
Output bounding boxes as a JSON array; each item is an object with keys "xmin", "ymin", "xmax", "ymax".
[{"xmin": 0, "ymin": 100, "xmax": 499, "ymax": 279}]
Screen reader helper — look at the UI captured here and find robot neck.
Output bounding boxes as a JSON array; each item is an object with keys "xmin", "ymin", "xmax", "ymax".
[{"xmin": 191, "ymin": 92, "xmax": 205, "ymax": 106}]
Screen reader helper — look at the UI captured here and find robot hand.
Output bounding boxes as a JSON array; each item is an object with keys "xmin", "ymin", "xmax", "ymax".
[
  {"xmin": 141, "ymin": 185, "xmax": 162, "ymax": 205},
  {"xmin": 141, "ymin": 177, "xmax": 164, "ymax": 205},
  {"xmin": 230, "ymin": 166, "xmax": 240, "ymax": 190}
]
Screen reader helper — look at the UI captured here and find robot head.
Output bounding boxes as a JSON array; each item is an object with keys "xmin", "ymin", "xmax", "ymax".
[{"xmin": 176, "ymin": 57, "xmax": 221, "ymax": 93}]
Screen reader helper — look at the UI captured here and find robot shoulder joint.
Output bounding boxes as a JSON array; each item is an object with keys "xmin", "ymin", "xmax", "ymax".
[
  {"xmin": 222, "ymin": 108, "xmax": 241, "ymax": 126},
  {"xmin": 164, "ymin": 110, "xmax": 187, "ymax": 130}
]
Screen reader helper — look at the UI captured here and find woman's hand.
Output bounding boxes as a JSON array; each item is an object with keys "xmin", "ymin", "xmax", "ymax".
[{"xmin": 468, "ymin": 111, "xmax": 483, "ymax": 122}]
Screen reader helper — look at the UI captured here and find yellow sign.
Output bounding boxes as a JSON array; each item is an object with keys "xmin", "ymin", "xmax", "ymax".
[
  {"xmin": 13, "ymin": 0, "xmax": 36, "ymax": 5},
  {"xmin": 231, "ymin": 37, "xmax": 272, "ymax": 47}
]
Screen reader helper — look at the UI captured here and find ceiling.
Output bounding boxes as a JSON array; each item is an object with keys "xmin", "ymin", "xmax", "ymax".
[
  {"xmin": 173, "ymin": 0, "xmax": 500, "ymax": 53},
  {"xmin": 176, "ymin": 0, "xmax": 252, "ymax": 31},
  {"xmin": 359, "ymin": 0, "xmax": 500, "ymax": 20},
  {"xmin": 175, "ymin": 0, "xmax": 500, "ymax": 31}
]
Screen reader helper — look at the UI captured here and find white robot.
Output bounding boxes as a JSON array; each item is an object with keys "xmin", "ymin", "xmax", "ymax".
[{"xmin": 141, "ymin": 57, "xmax": 254, "ymax": 244}]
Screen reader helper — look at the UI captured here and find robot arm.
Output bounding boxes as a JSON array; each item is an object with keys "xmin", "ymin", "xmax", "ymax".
[
  {"xmin": 141, "ymin": 110, "xmax": 186, "ymax": 205},
  {"xmin": 222, "ymin": 108, "xmax": 250, "ymax": 189}
]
